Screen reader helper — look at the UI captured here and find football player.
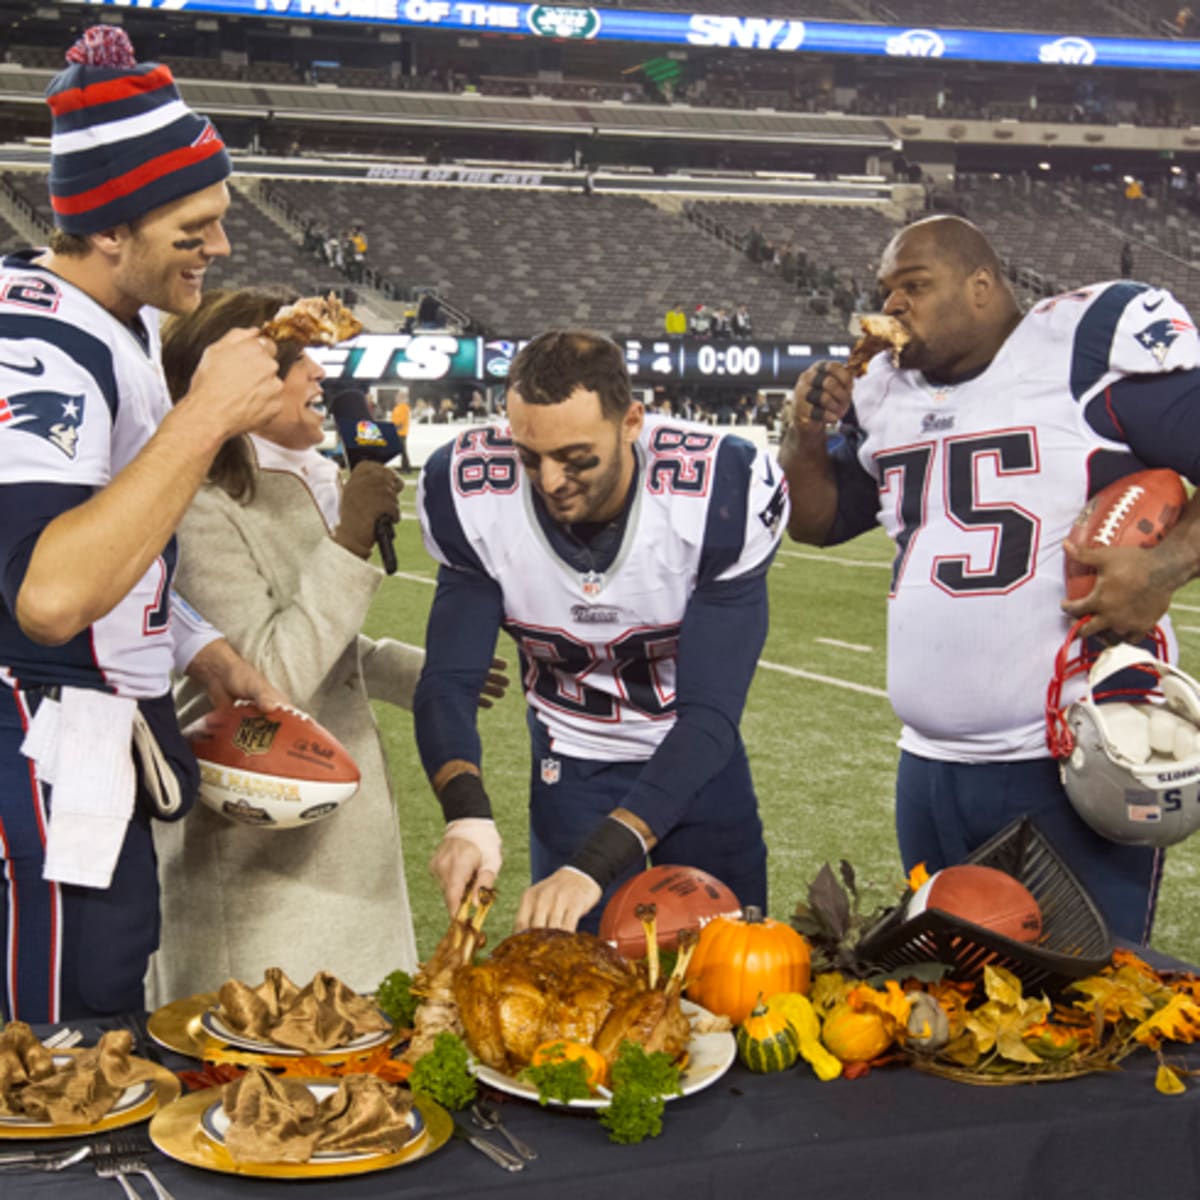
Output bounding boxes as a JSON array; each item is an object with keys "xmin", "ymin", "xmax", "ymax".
[
  {"xmin": 415, "ymin": 330, "xmax": 789, "ymax": 932},
  {"xmin": 782, "ymin": 214, "xmax": 1200, "ymax": 944},
  {"xmin": 0, "ymin": 28, "xmax": 285, "ymax": 1021}
]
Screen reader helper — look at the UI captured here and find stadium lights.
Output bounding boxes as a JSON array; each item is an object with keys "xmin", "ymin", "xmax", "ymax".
[{"xmin": 1038, "ymin": 161, "xmax": 1051, "ymax": 170}]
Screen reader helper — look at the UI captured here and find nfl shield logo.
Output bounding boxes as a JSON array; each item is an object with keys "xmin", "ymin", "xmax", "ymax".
[
  {"xmin": 541, "ymin": 757, "xmax": 561, "ymax": 785},
  {"xmin": 233, "ymin": 715, "xmax": 281, "ymax": 756},
  {"xmin": 581, "ymin": 570, "xmax": 604, "ymax": 598}
]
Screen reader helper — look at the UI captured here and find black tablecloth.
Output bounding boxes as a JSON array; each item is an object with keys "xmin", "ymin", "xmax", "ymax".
[{"xmin": 5, "ymin": 1023, "xmax": 1200, "ymax": 1200}]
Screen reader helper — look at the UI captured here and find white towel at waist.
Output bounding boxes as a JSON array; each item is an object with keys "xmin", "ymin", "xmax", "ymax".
[{"xmin": 22, "ymin": 687, "xmax": 137, "ymax": 889}]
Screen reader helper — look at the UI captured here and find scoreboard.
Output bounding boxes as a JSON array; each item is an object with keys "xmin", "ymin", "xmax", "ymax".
[{"xmin": 312, "ymin": 334, "xmax": 849, "ymax": 384}]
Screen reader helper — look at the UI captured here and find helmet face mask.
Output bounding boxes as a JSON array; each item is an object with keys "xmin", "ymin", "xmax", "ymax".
[{"xmin": 1047, "ymin": 625, "xmax": 1200, "ymax": 848}]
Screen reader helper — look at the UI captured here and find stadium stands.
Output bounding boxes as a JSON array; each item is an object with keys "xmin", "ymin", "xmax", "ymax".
[
  {"xmin": 0, "ymin": 212, "xmax": 20, "ymax": 256},
  {"xmin": 265, "ymin": 180, "xmax": 849, "ymax": 339}
]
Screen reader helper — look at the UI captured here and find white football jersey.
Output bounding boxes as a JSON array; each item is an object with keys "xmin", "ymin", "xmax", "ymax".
[
  {"xmin": 0, "ymin": 255, "xmax": 181, "ymax": 698},
  {"xmin": 419, "ymin": 416, "xmax": 787, "ymax": 761},
  {"xmin": 847, "ymin": 282, "xmax": 1197, "ymax": 761}
]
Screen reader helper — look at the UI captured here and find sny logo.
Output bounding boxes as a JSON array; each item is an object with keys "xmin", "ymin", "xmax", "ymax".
[
  {"xmin": 0, "ymin": 390, "xmax": 84, "ymax": 459},
  {"xmin": 885, "ymin": 29, "xmax": 946, "ymax": 58},
  {"xmin": 1135, "ymin": 317, "xmax": 1195, "ymax": 366}
]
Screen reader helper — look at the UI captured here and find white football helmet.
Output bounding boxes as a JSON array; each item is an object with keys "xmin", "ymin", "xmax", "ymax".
[{"xmin": 1047, "ymin": 623, "xmax": 1200, "ymax": 847}]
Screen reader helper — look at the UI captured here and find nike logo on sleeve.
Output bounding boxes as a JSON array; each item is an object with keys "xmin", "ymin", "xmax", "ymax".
[{"xmin": 0, "ymin": 356, "xmax": 46, "ymax": 377}]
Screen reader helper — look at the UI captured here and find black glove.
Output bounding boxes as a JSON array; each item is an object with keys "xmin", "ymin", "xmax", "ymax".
[{"xmin": 334, "ymin": 461, "xmax": 402, "ymax": 559}]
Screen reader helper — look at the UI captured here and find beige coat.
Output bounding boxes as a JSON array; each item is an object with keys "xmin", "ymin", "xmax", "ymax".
[{"xmin": 146, "ymin": 463, "xmax": 421, "ymax": 1005}]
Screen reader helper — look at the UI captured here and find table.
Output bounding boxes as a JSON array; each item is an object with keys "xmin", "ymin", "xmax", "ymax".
[{"xmin": 5, "ymin": 1019, "xmax": 1200, "ymax": 1200}]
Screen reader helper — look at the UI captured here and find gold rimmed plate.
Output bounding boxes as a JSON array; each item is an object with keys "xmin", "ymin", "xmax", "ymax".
[
  {"xmin": 150, "ymin": 1085, "xmax": 450, "ymax": 1180},
  {"xmin": 147, "ymin": 993, "xmax": 402, "ymax": 1063},
  {"xmin": 0, "ymin": 1049, "xmax": 180, "ymax": 1141}
]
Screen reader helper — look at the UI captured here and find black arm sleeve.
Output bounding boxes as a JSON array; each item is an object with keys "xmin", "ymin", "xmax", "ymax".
[{"xmin": 1085, "ymin": 370, "xmax": 1200, "ymax": 484}]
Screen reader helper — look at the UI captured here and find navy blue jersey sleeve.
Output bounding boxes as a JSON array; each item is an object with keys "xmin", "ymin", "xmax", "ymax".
[
  {"xmin": 412, "ymin": 561, "xmax": 505, "ymax": 785},
  {"xmin": 697, "ymin": 433, "xmax": 784, "ymax": 585},
  {"xmin": 824, "ymin": 423, "xmax": 879, "ymax": 545},
  {"xmin": 616, "ymin": 567, "xmax": 768, "ymax": 840},
  {"xmin": 0, "ymin": 481, "xmax": 91, "ymax": 611},
  {"xmin": 417, "ymin": 438, "xmax": 490, "ymax": 575},
  {"xmin": 1084, "ymin": 369, "xmax": 1200, "ymax": 485}
]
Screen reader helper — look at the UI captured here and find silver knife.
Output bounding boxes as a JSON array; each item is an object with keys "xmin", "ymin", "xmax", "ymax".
[
  {"xmin": 0, "ymin": 1144, "xmax": 93, "ymax": 1170},
  {"xmin": 451, "ymin": 1121, "xmax": 525, "ymax": 1171}
]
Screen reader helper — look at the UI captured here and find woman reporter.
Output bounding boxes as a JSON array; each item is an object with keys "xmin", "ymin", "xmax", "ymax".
[{"xmin": 146, "ymin": 289, "xmax": 498, "ymax": 1001}]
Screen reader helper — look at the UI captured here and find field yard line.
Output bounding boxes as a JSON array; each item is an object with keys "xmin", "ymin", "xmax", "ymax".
[
  {"xmin": 816, "ymin": 637, "xmax": 873, "ymax": 653},
  {"xmin": 759, "ymin": 659, "xmax": 888, "ymax": 698},
  {"xmin": 392, "ymin": 571, "xmax": 435, "ymax": 586},
  {"xmin": 1173, "ymin": 603, "xmax": 1200, "ymax": 614},
  {"xmin": 1178, "ymin": 625, "xmax": 1200, "ymax": 635},
  {"xmin": 777, "ymin": 549, "xmax": 891, "ymax": 569}
]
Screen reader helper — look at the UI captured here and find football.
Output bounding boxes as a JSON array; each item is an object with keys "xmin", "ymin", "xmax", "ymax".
[
  {"xmin": 600, "ymin": 864, "xmax": 742, "ymax": 958},
  {"xmin": 906, "ymin": 865, "xmax": 1043, "ymax": 943},
  {"xmin": 185, "ymin": 702, "xmax": 360, "ymax": 829},
  {"xmin": 1064, "ymin": 469, "xmax": 1187, "ymax": 603}
]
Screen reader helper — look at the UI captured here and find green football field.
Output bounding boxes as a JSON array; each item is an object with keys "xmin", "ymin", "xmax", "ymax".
[{"xmin": 361, "ymin": 488, "xmax": 1200, "ymax": 966}]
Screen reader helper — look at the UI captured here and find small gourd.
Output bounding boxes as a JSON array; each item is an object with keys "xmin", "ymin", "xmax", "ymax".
[
  {"xmin": 764, "ymin": 991, "xmax": 842, "ymax": 1081},
  {"xmin": 736, "ymin": 995, "xmax": 801, "ymax": 1074},
  {"xmin": 821, "ymin": 1002, "xmax": 894, "ymax": 1064}
]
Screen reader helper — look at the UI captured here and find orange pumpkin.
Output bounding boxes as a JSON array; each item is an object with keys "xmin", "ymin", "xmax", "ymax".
[
  {"xmin": 530, "ymin": 1039, "xmax": 608, "ymax": 1089},
  {"xmin": 684, "ymin": 906, "xmax": 811, "ymax": 1025}
]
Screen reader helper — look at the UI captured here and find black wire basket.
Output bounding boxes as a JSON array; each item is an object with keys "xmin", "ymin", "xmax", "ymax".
[{"xmin": 856, "ymin": 818, "xmax": 1114, "ymax": 997}]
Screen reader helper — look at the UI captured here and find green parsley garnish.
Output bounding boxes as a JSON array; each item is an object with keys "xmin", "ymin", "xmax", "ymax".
[
  {"xmin": 409, "ymin": 1031, "xmax": 477, "ymax": 1111},
  {"xmin": 518, "ymin": 1055, "xmax": 593, "ymax": 1105},
  {"xmin": 598, "ymin": 1040, "xmax": 682, "ymax": 1145},
  {"xmin": 375, "ymin": 969, "xmax": 418, "ymax": 1027}
]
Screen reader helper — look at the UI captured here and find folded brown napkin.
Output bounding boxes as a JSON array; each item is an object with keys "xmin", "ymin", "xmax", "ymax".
[
  {"xmin": 217, "ymin": 969, "xmax": 390, "ymax": 1053},
  {"xmin": 0, "ymin": 1023, "xmax": 157, "ymax": 1125},
  {"xmin": 222, "ymin": 1067, "xmax": 417, "ymax": 1164}
]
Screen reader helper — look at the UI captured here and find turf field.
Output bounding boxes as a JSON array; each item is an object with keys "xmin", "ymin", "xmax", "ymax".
[{"xmin": 362, "ymin": 484, "xmax": 1200, "ymax": 967}]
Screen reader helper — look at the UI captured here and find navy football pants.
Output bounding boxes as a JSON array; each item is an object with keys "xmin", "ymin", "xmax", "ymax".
[
  {"xmin": 0, "ymin": 685, "xmax": 161, "ymax": 1023},
  {"xmin": 528, "ymin": 724, "xmax": 768, "ymax": 934},
  {"xmin": 895, "ymin": 750, "xmax": 1162, "ymax": 946}
]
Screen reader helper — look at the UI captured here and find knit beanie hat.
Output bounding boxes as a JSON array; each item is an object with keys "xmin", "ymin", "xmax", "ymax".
[{"xmin": 45, "ymin": 26, "xmax": 231, "ymax": 235}]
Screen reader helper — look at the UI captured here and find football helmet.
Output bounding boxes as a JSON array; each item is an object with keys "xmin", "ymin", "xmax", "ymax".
[{"xmin": 1046, "ymin": 621, "xmax": 1200, "ymax": 847}]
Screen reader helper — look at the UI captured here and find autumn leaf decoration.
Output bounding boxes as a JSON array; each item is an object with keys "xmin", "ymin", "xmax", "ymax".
[{"xmin": 791, "ymin": 862, "xmax": 901, "ymax": 976}]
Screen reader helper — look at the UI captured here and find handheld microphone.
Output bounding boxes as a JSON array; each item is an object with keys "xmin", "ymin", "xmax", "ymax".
[
  {"xmin": 375, "ymin": 515, "xmax": 398, "ymax": 575},
  {"xmin": 334, "ymin": 401, "xmax": 403, "ymax": 576}
]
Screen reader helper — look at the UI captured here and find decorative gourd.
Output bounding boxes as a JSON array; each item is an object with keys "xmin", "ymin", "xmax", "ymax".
[
  {"xmin": 765, "ymin": 991, "xmax": 842, "ymax": 1081},
  {"xmin": 820, "ymin": 1002, "xmax": 893, "ymax": 1064},
  {"xmin": 736, "ymin": 996, "xmax": 800, "ymax": 1073},
  {"xmin": 685, "ymin": 906, "xmax": 811, "ymax": 1026},
  {"xmin": 904, "ymin": 992, "xmax": 950, "ymax": 1053}
]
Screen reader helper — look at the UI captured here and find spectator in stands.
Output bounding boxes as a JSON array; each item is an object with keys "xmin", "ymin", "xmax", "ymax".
[
  {"xmin": 732, "ymin": 303, "xmax": 753, "ymax": 339},
  {"xmin": 690, "ymin": 304, "xmax": 712, "ymax": 336},
  {"xmin": 664, "ymin": 302, "xmax": 688, "ymax": 338},
  {"xmin": 417, "ymin": 290, "xmax": 443, "ymax": 330},
  {"xmin": 1120, "ymin": 241, "xmax": 1135, "ymax": 278},
  {"xmin": 390, "ymin": 392, "xmax": 413, "ymax": 473},
  {"xmin": 745, "ymin": 223, "xmax": 767, "ymax": 264},
  {"xmin": 348, "ymin": 224, "xmax": 368, "ymax": 283},
  {"xmin": 1125, "ymin": 177, "xmax": 1145, "ymax": 203},
  {"xmin": 324, "ymin": 231, "xmax": 344, "ymax": 271},
  {"xmin": 1176, "ymin": 6, "xmax": 1195, "ymax": 35},
  {"xmin": 710, "ymin": 305, "xmax": 733, "ymax": 339}
]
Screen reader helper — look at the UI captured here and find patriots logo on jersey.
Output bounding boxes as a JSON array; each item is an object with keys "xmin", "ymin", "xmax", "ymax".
[
  {"xmin": 0, "ymin": 389, "xmax": 84, "ymax": 458},
  {"xmin": 1135, "ymin": 317, "xmax": 1194, "ymax": 365}
]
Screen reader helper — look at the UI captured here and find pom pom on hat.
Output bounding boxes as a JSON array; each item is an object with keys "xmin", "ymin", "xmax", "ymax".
[
  {"xmin": 65, "ymin": 26, "xmax": 138, "ymax": 68},
  {"xmin": 45, "ymin": 26, "xmax": 231, "ymax": 235}
]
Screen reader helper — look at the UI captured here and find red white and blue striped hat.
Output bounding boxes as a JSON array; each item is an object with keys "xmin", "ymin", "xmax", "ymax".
[{"xmin": 45, "ymin": 26, "xmax": 231, "ymax": 235}]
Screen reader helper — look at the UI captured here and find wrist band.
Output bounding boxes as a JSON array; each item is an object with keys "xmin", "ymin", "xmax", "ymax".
[
  {"xmin": 438, "ymin": 771, "xmax": 492, "ymax": 821},
  {"xmin": 565, "ymin": 816, "xmax": 647, "ymax": 890}
]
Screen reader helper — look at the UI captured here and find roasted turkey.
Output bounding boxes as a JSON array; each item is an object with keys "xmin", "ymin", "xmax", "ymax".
[{"xmin": 406, "ymin": 890, "xmax": 696, "ymax": 1073}]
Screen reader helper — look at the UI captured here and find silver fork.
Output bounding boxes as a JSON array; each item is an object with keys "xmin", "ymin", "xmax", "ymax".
[
  {"xmin": 470, "ymin": 1099, "xmax": 538, "ymax": 1161},
  {"xmin": 96, "ymin": 1142, "xmax": 175, "ymax": 1200},
  {"xmin": 94, "ymin": 1149, "xmax": 176, "ymax": 1200}
]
